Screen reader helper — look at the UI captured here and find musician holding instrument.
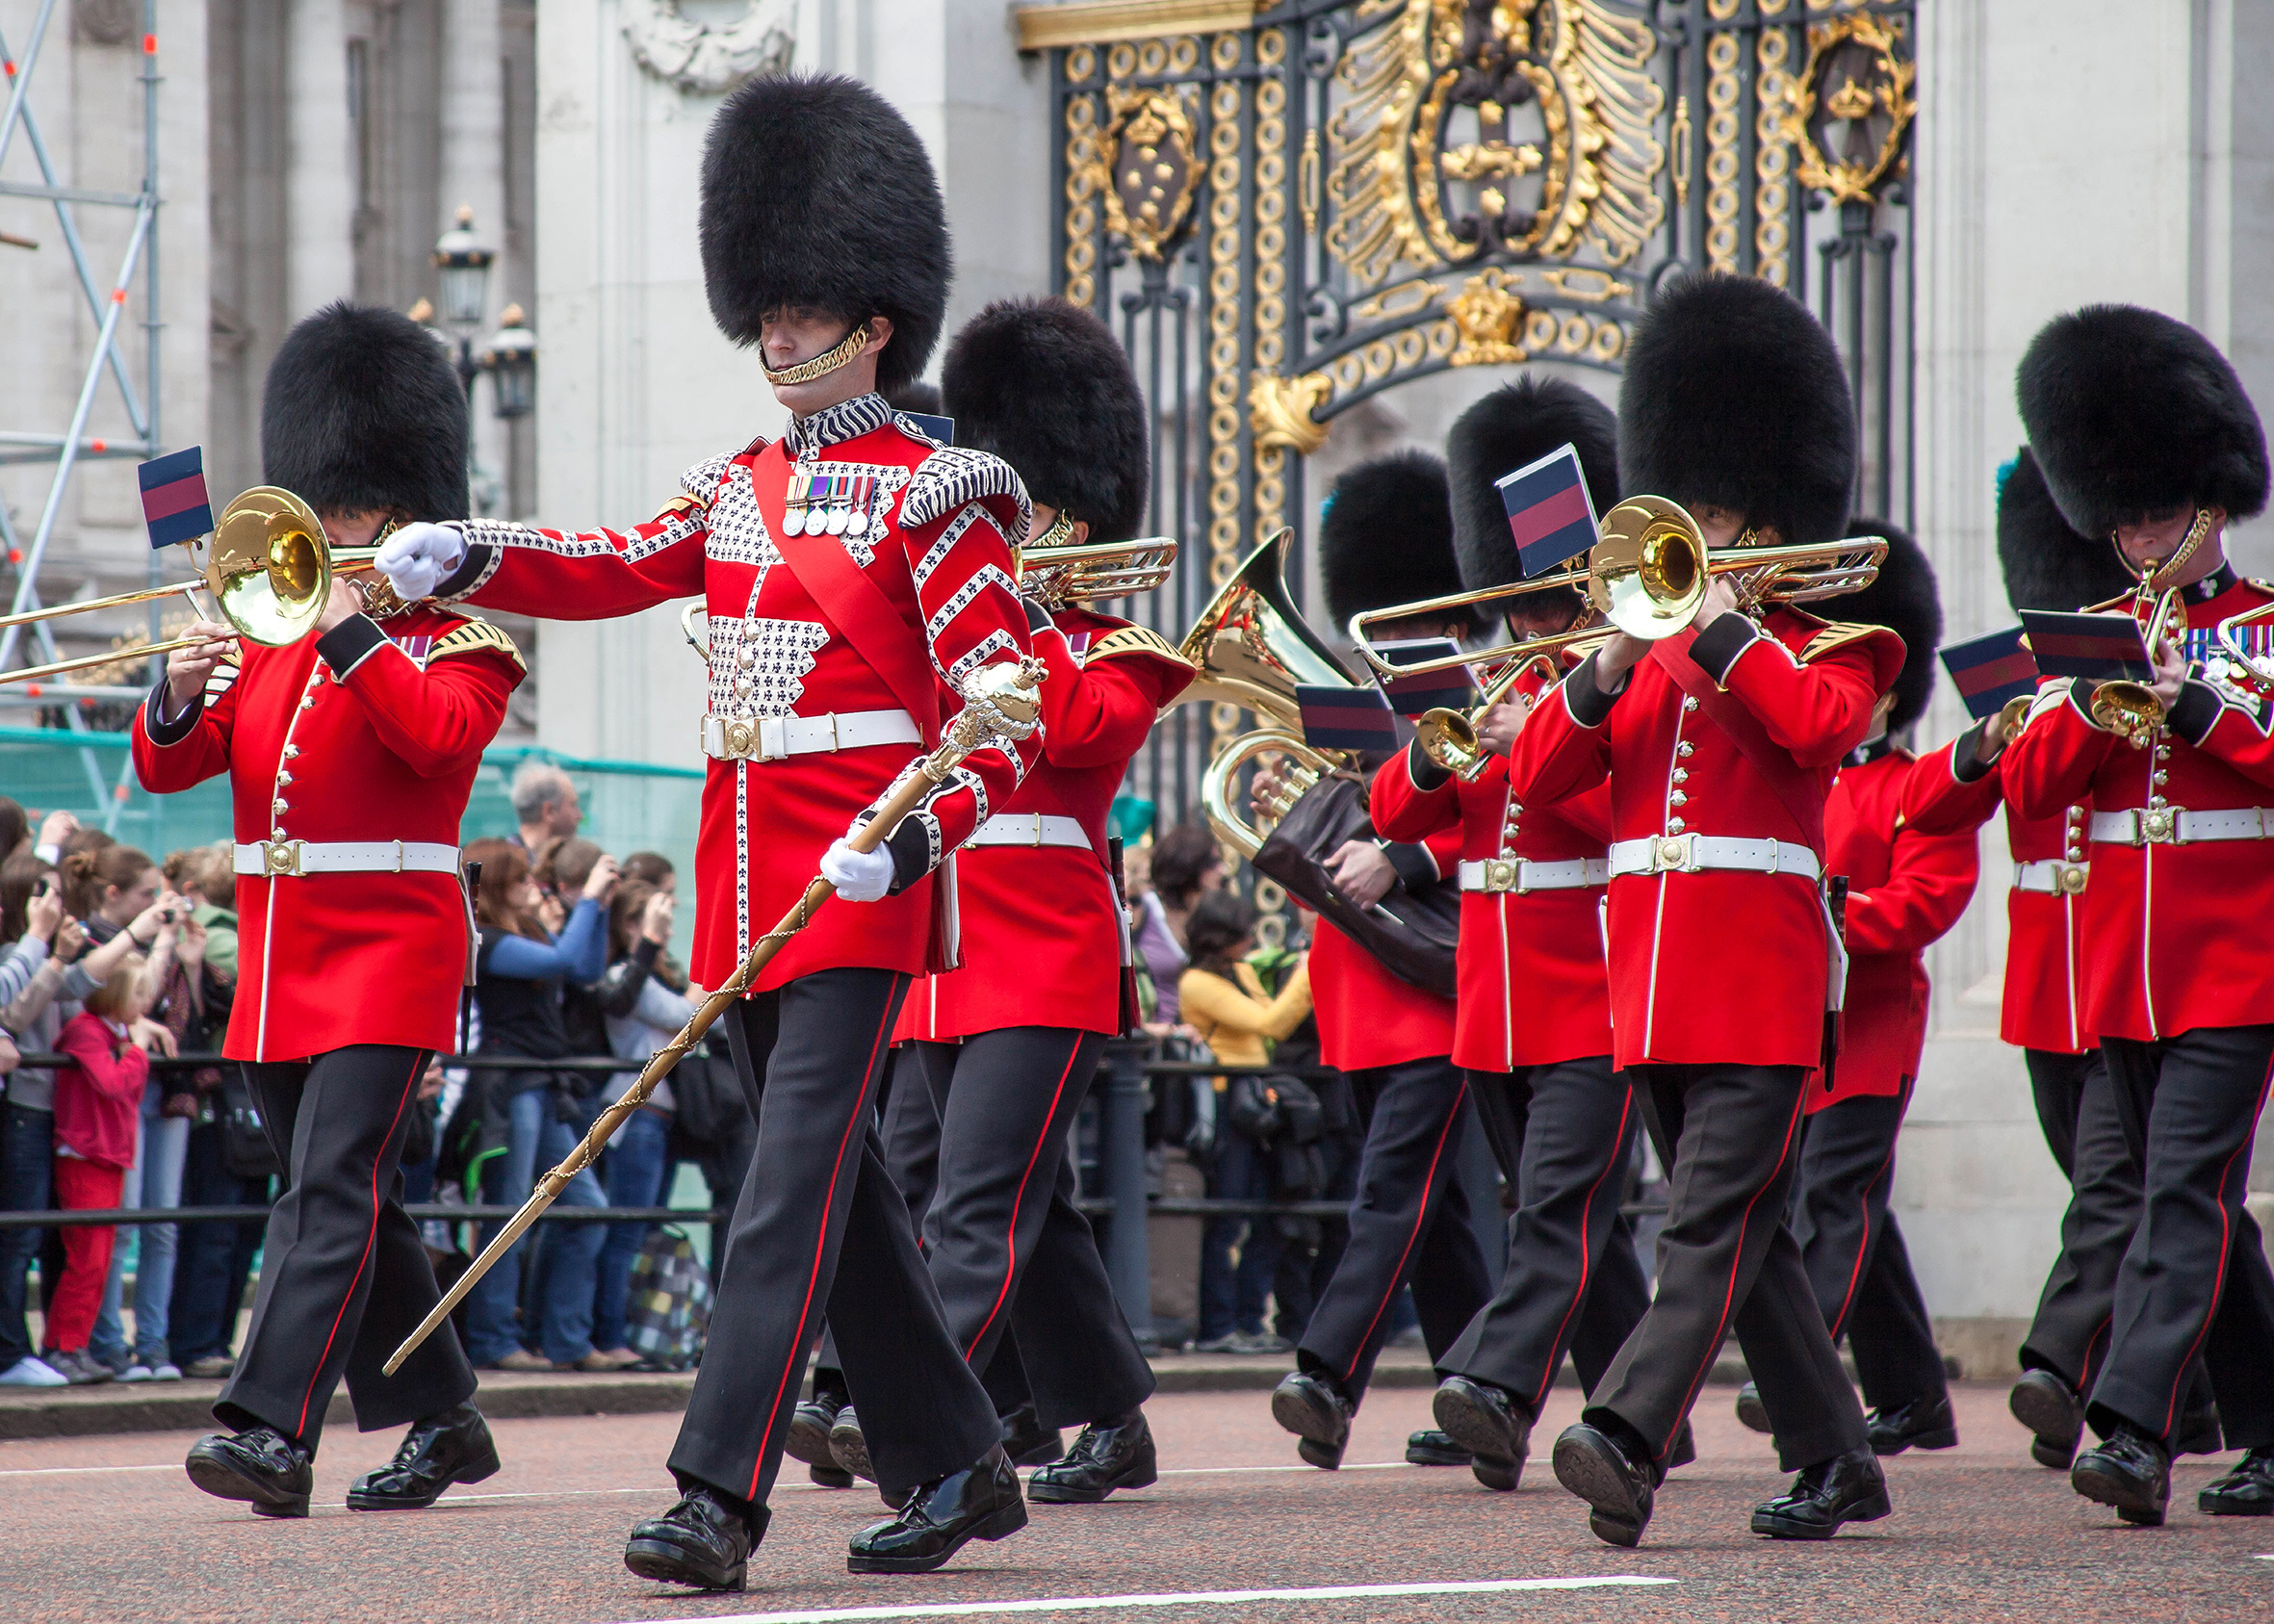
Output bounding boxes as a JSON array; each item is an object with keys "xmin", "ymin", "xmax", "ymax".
[
  {"xmin": 130, "ymin": 304, "xmax": 524, "ymax": 1520},
  {"xmin": 371, "ymin": 76, "xmax": 1046, "ymax": 1587},
  {"xmin": 1504, "ymin": 274, "xmax": 1904, "ymax": 1547},
  {"xmin": 2001, "ymin": 304, "xmax": 2274, "ymax": 1526}
]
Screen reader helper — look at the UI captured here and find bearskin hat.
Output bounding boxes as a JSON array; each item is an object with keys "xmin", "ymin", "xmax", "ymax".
[
  {"xmin": 1318, "ymin": 451, "xmax": 1473, "ymax": 632},
  {"xmin": 1830, "ymin": 518, "xmax": 1940, "ymax": 732},
  {"xmin": 261, "ymin": 302, "xmax": 468, "ymax": 522},
  {"xmin": 1996, "ymin": 446, "xmax": 2132, "ymax": 613},
  {"xmin": 885, "ymin": 380, "xmax": 942, "ymax": 416},
  {"xmin": 1617, "ymin": 274, "xmax": 1855, "ymax": 550},
  {"xmin": 942, "ymin": 298, "xmax": 1149, "ymax": 543},
  {"xmin": 1446, "ymin": 374, "xmax": 1619, "ymax": 591},
  {"xmin": 698, "ymin": 73, "xmax": 949, "ymax": 393},
  {"xmin": 2017, "ymin": 304, "xmax": 2269, "ymax": 538}
]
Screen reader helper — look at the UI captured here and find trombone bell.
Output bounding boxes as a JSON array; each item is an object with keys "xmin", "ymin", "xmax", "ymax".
[{"xmin": 1590, "ymin": 496, "xmax": 1707, "ymax": 639}]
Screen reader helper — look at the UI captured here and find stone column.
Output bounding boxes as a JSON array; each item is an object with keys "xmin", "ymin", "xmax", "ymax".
[
  {"xmin": 440, "ymin": 0, "xmax": 510, "ymax": 514},
  {"xmin": 285, "ymin": 0, "xmax": 354, "ymax": 319}
]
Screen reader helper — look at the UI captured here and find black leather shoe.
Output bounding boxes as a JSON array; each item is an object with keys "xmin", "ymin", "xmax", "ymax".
[
  {"xmin": 1406, "ymin": 1429, "xmax": 1472, "ymax": 1467},
  {"xmin": 185, "ymin": 1427, "xmax": 313, "ymax": 1519},
  {"xmin": 1270, "ymin": 1370, "xmax": 1354, "ymax": 1470},
  {"xmin": 809, "ymin": 1462, "xmax": 855, "ymax": 1489},
  {"xmin": 1866, "ymin": 1391, "xmax": 1958, "ymax": 1456},
  {"xmin": 624, "ymin": 1485, "xmax": 764, "ymax": 1591},
  {"xmin": 788, "ymin": 1388, "xmax": 846, "ymax": 1470},
  {"xmin": 2072, "ymin": 1426, "xmax": 2170, "ymax": 1527},
  {"xmin": 1751, "ymin": 1449, "xmax": 1892, "ymax": 1538},
  {"xmin": 830, "ymin": 1404, "xmax": 876, "ymax": 1482},
  {"xmin": 1000, "ymin": 1405, "xmax": 1067, "ymax": 1469},
  {"xmin": 1551, "ymin": 1423, "xmax": 1656, "ymax": 1548},
  {"xmin": 1432, "ymin": 1376, "xmax": 1530, "ymax": 1492},
  {"xmin": 2010, "ymin": 1369, "xmax": 2083, "ymax": 1470},
  {"xmin": 1668, "ymin": 1421, "xmax": 1697, "ymax": 1471},
  {"xmin": 2199, "ymin": 1447, "xmax": 2274, "ymax": 1516},
  {"xmin": 847, "ymin": 1445, "xmax": 1026, "ymax": 1573},
  {"xmin": 2174, "ymin": 1405, "xmax": 2224, "ymax": 1458},
  {"xmin": 1028, "ymin": 1410, "xmax": 1156, "ymax": 1504},
  {"xmin": 1735, "ymin": 1379, "xmax": 1771, "ymax": 1435},
  {"xmin": 347, "ymin": 1404, "xmax": 501, "ymax": 1509}
]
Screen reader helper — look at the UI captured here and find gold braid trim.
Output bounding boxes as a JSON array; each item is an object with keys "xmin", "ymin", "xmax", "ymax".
[
  {"xmin": 428, "ymin": 618, "xmax": 528, "ymax": 675},
  {"xmin": 1797, "ymin": 622, "xmax": 1901, "ymax": 664},
  {"xmin": 1083, "ymin": 625, "xmax": 1196, "ymax": 671}
]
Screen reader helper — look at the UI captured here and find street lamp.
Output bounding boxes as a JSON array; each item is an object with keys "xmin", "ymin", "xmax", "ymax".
[
  {"xmin": 432, "ymin": 203, "xmax": 495, "ymax": 332},
  {"xmin": 483, "ymin": 304, "xmax": 537, "ymax": 420}
]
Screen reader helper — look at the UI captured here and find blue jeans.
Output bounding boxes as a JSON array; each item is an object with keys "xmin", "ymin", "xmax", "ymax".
[
  {"xmin": 91, "ymin": 1081, "xmax": 189, "ymax": 1367},
  {"xmin": 591, "ymin": 1107, "xmax": 672, "ymax": 1354},
  {"xmin": 1199, "ymin": 1130, "xmax": 1283, "ymax": 1342},
  {"xmin": 463, "ymin": 1085, "xmax": 605, "ymax": 1365},
  {"xmin": 166, "ymin": 1120, "xmax": 256, "ymax": 1366},
  {"xmin": 0, "ymin": 1104, "xmax": 55, "ymax": 1369}
]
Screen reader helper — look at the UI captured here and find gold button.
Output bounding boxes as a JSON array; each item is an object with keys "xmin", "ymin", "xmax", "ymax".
[
  {"xmin": 1678, "ymin": 742, "xmax": 1694, "ymax": 757},
  {"xmin": 1671, "ymin": 768, "xmax": 1688, "ymax": 783},
  {"xmin": 1669, "ymin": 790, "xmax": 1688, "ymax": 807},
  {"xmin": 283, "ymin": 745, "xmax": 300, "ymax": 760},
  {"xmin": 271, "ymin": 797, "xmax": 289, "ymax": 813},
  {"xmin": 1682, "ymin": 697, "xmax": 1698, "ymax": 712},
  {"xmin": 1667, "ymin": 817, "xmax": 1686, "ymax": 835},
  {"xmin": 275, "ymin": 770, "xmax": 293, "ymax": 786}
]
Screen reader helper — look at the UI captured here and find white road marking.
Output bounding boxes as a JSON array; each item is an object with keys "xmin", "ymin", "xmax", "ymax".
[
  {"xmin": 634, "ymin": 1576, "xmax": 1677, "ymax": 1624},
  {"xmin": 0, "ymin": 1458, "xmax": 1421, "ymax": 1484},
  {"xmin": 0, "ymin": 1462, "xmax": 179, "ymax": 1477}
]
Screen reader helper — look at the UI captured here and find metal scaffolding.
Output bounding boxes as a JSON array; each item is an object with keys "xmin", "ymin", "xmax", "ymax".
[{"xmin": 0, "ymin": 0, "xmax": 165, "ymax": 828}]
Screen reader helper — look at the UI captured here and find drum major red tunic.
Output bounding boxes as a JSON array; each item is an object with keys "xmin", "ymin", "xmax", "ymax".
[
  {"xmin": 898, "ymin": 608, "xmax": 1194, "ymax": 1042},
  {"xmin": 1508, "ymin": 608, "xmax": 1903, "ymax": 1070},
  {"xmin": 129, "ymin": 606, "xmax": 523, "ymax": 1062},
  {"xmin": 1304, "ymin": 816, "xmax": 1462, "ymax": 1073}
]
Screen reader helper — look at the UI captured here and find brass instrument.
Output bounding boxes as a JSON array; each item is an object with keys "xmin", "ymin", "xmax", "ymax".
[
  {"xmin": 1018, "ymin": 535, "xmax": 1179, "ymax": 611},
  {"xmin": 0, "ymin": 487, "xmax": 391, "ymax": 684},
  {"xmin": 2086, "ymin": 585, "xmax": 2181, "ymax": 749},
  {"xmin": 1997, "ymin": 692, "xmax": 2032, "ymax": 744},
  {"xmin": 681, "ymin": 603, "xmax": 710, "ymax": 663}
]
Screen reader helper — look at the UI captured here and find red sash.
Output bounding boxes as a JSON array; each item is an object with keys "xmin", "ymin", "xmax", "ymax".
[{"xmin": 1649, "ymin": 626, "xmax": 1828, "ymax": 853}]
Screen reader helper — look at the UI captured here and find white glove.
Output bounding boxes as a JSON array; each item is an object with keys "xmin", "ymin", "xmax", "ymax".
[
  {"xmin": 820, "ymin": 838, "xmax": 895, "ymax": 903},
  {"xmin": 375, "ymin": 521, "xmax": 467, "ymax": 603}
]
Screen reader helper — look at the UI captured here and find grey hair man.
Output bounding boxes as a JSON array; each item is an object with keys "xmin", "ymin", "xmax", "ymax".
[{"xmin": 508, "ymin": 760, "xmax": 581, "ymax": 850}]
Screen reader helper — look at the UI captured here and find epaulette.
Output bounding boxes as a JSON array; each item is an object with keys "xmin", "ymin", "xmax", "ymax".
[
  {"xmin": 675, "ymin": 448, "xmax": 743, "ymax": 511},
  {"xmin": 427, "ymin": 616, "xmax": 528, "ymax": 676},
  {"xmin": 902, "ymin": 446, "xmax": 1031, "ymax": 532},
  {"xmin": 653, "ymin": 493, "xmax": 706, "ymax": 524},
  {"xmin": 1082, "ymin": 625, "xmax": 1194, "ymax": 671},
  {"xmin": 1796, "ymin": 621, "xmax": 1900, "ymax": 663}
]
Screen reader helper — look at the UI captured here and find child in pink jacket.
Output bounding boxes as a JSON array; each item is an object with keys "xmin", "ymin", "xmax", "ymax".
[{"xmin": 44, "ymin": 957, "xmax": 151, "ymax": 1376}]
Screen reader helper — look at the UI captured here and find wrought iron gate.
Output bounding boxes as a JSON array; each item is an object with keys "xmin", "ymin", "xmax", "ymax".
[{"xmin": 1023, "ymin": 0, "xmax": 1917, "ymax": 831}]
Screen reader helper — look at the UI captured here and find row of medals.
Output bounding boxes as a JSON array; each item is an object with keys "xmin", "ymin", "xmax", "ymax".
[{"xmin": 781, "ymin": 467, "xmax": 878, "ymax": 539}]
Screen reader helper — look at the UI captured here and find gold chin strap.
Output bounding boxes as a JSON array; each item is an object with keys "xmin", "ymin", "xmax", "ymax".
[
  {"xmin": 1014, "ymin": 511, "xmax": 1078, "ymax": 587},
  {"xmin": 762, "ymin": 324, "xmax": 872, "ymax": 387},
  {"xmin": 2138, "ymin": 507, "xmax": 2214, "ymax": 594}
]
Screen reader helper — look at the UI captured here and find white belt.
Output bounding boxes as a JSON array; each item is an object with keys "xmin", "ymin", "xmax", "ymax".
[
  {"xmin": 2088, "ymin": 807, "xmax": 2274, "ymax": 846},
  {"xmin": 1458, "ymin": 857, "xmax": 1609, "ymax": 893},
  {"xmin": 701, "ymin": 708, "xmax": 920, "ymax": 762},
  {"xmin": 235, "ymin": 839, "xmax": 460, "ymax": 879},
  {"xmin": 1607, "ymin": 834, "xmax": 1823, "ymax": 881},
  {"xmin": 964, "ymin": 813, "xmax": 1093, "ymax": 851},
  {"xmin": 2014, "ymin": 859, "xmax": 2090, "ymax": 895}
]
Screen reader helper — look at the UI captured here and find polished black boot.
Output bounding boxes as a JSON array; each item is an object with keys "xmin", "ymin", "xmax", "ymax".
[
  {"xmin": 1734, "ymin": 1379, "xmax": 1771, "ymax": 1435},
  {"xmin": 185, "ymin": 1427, "xmax": 314, "ymax": 1519},
  {"xmin": 2071, "ymin": 1424, "xmax": 2171, "ymax": 1527},
  {"xmin": 2009, "ymin": 1369, "xmax": 2084, "ymax": 1470},
  {"xmin": 789, "ymin": 1387, "xmax": 854, "ymax": 1488},
  {"xmin": 625, "ymin": 1484, "xmax": 765, "ymax": 1591},
  {"xmin": 1028, "ymin": 1410, "xmax": 1156, "ymax": 1504},
  {"xmin": 346, "ymin": 1404, "xmax": 502, "ymax": 1509},
  {"xmin": 1405, "ymin": 1429, "xmax": 1473, "ymax": 1467},
  {"xmin": 847, "ymin": 1445, "xmax": 1027, "ymax": 1573},
  {"xmin": 1750, "ymin": 1449, "xmax": 1892, "ymax": 1538},
  {"xmin": 830, "ymin": 1403, "xmax": 876, "ymax": 1482},
  {"xmin": 1866, "ymin": 1391, "xmax": 1958, "ymax": 1456},
  {"xmin": 1000, "ymin": 1405, "xmax": 1067, "ymax": 1469},
  {"xmin": 1432, "ymin": 1376, "xmax": 1531, "ymax": 1492},
  {"xmin": 1551, "ymin": 1423, "xmax": 1657, "ymax": 1549},
  {"xmin": 2199, "ymin": 1447, "xmax": 2274, "ymax": 1516},
  {"xmin": 1270, "ymin": 1370, "xmax": 1355, "ymax": 1470}
]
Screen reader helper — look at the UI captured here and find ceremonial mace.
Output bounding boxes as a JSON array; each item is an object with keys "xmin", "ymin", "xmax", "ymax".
[{"xmin": 384, "ymin": 661, "xmax": 1046, "ymax": 1376}]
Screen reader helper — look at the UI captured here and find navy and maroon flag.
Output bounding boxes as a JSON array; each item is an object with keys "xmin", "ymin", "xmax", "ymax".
[
  {"xmin": 2017, "ymin": 609, "xmax": 2153, "ymax": 682},
  {"xmin": 1937, "ymin": 627, "xmax": 2039, "ymax": 720},
  {"xmin": 1496, "ymin": 443, "xmax": 1599, "ymax": 579},
  {"xmin": 1371, "ymin": 636, "xmax": 1475, "ymax": 717},
  {"xmin": 1296, "ymin": 683, "xmax": 1399, "ymax": 752},
  {"xmin": 137, "ymin": 447, "xmax": 214, "ymax": 549}
]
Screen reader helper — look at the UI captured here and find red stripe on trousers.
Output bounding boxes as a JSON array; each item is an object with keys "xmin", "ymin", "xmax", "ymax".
[
  {"xmin": 1344, "ymin": 1077, "xmax": 1469, "ymax": 1384},
  {"xmin": 1532, "ymin": 1084, "xmax": 1636, "ymax": 1410},
  {"xmin": 963, "ymin": 1033, "xmax": 1087, "ymax": 1360},
  {"xmin": 2156, "ymin": 1047, "xmax": 2274, "ymax": 1435}
]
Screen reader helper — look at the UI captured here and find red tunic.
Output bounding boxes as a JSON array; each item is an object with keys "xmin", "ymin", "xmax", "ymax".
[
  {"xmin": 130, "ymin": 606, "xmax": 523, "ymax": 1061},
  {"xmin": 1805, "ymin": 744, "xmax": 1978, "ymax": 1111},
  {"xmin": 1305, "ymin": 814, "xmax": 1462, "ymax": 1072},
  {"xmin": 1507, "ymin": 608, "xmax": 1904, "ymax": 1070},
  {"xmin": 899, "ymin": 609, "xmax": 1194, "ymax": 1041},
  {"xmin": 440, "ymin": 396, "xmax": 1042, "ymax": 995},
  {"xmin": 2003, "ymin": 575, "xmax": 2274, "ymax": 1041},
  {"xmin": 1372, "ymin": 723, "xmax": 1614, "ymax": 1073}
]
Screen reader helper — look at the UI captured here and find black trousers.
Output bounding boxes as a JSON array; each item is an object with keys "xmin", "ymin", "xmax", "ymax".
[
  {"xmin": 1295, "ymin": 1056, "xmax": 1491, "ymax": 1405},
  {"xmin": 2088, "ymin": 1026, "xmax": 2274, "ymax": 1449},
  {"xmin": 1785, "ymin": 1086, "xmax": 1947, "ymax": 1411},
  {"xmin": 1593, "ymin": 1063, "xmax": 1868, "ymax": 1473},
  {"xmin": 2021, "ymin": 1047, "xmax": 2140, "ymax": 1390},
  {"xmin": 218, "ymin": 1046, "xmax": 473, "ymax": 1450},
  {"xmin": 675, "ymin": 969, "xmax": 996, "ymax": 1508},
  {"xmin": 1441, "ymin": 1057, "xmax": 1649, "ymax": 1413}
]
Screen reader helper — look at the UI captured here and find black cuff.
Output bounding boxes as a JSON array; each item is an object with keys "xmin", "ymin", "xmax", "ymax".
[
  {"xmin": 1950, "ymin": 719, "xmax": 1998, "ymax": 784},
  {"xmin": 434, "ymin": 537, "xmax": 491, "ymax": 600},
  {"xmin": 1381, "ymin": 840, "xmax": 1439, "ymax": 891},
  {"xmin": 315, "ymin": 613, "xmax": 389, "ymax": 677},
  {"xmin": 884, "ymin": 817, "xmax": 934, "ymax": 895},
  {"xmin": 142, "ymin": 676, "xmax": 202, "ymax": 746},
  {"xmin": 1564, "ymin": 656, "xmax": 1624, "ymax": 729},
  {"xmin": 2167, "ymin": 679, "xmax": 2224, "ymax": 745},
  {"xmin": 1688, "ymin": 614, "xmax": 1760, "ymax": 684},
  {"xmin": 1406, "ymin": 737, "xmax": 1454, "ymax": 792}
]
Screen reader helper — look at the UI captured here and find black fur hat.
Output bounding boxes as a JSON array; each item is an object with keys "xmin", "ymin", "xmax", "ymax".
[
  {"xmin": 1318, "ymin": 451, "xmax": 1473, "ymax": 632},
  {"xmin": 1446, "ymin": 374, "xmax": 1619, "ymax": 591},
  {"xmin": 1832, "ymin": 517, "xmax": 1940, "ymax": 732},
  {"xmin": 884, "ymin": 380, "xmax": 942, "ymax": 416},
  {"xmin": 698, "ymin": 73, "xmax": 948, "ymax": 393},
  {"xmin": 942, "ymin": 298, "xmax": 1148, "ymax": 543},
  {"xmin": 1617, "ymin": 274, "xmax": 1855, "ymax": 549},
  {"xmin": 261, "ymin": 302, "xmax": 468, "ymax": 522},
  {"xmin": 1996, "ymin": 446, "xmax": 2132, "ymax": 612},
  {"xmin": 2017, "ymin": 304, "xmax": 2269, "ymax": 537}
]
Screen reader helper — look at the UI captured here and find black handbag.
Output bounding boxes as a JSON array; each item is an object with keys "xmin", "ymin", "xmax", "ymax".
[
  {"xmin": 1252, "ymin": 770, "xmax": 1460, "ymax": 996},
  {"xmin": 216, "ymin": 1073, "xmax": 283, "ymax": 1182}
]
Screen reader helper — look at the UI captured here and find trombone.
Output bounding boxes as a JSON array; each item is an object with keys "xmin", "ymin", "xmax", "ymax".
[{"xmin": 0, "ymin": 487, "xmax": 393, "ymax": 684}]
